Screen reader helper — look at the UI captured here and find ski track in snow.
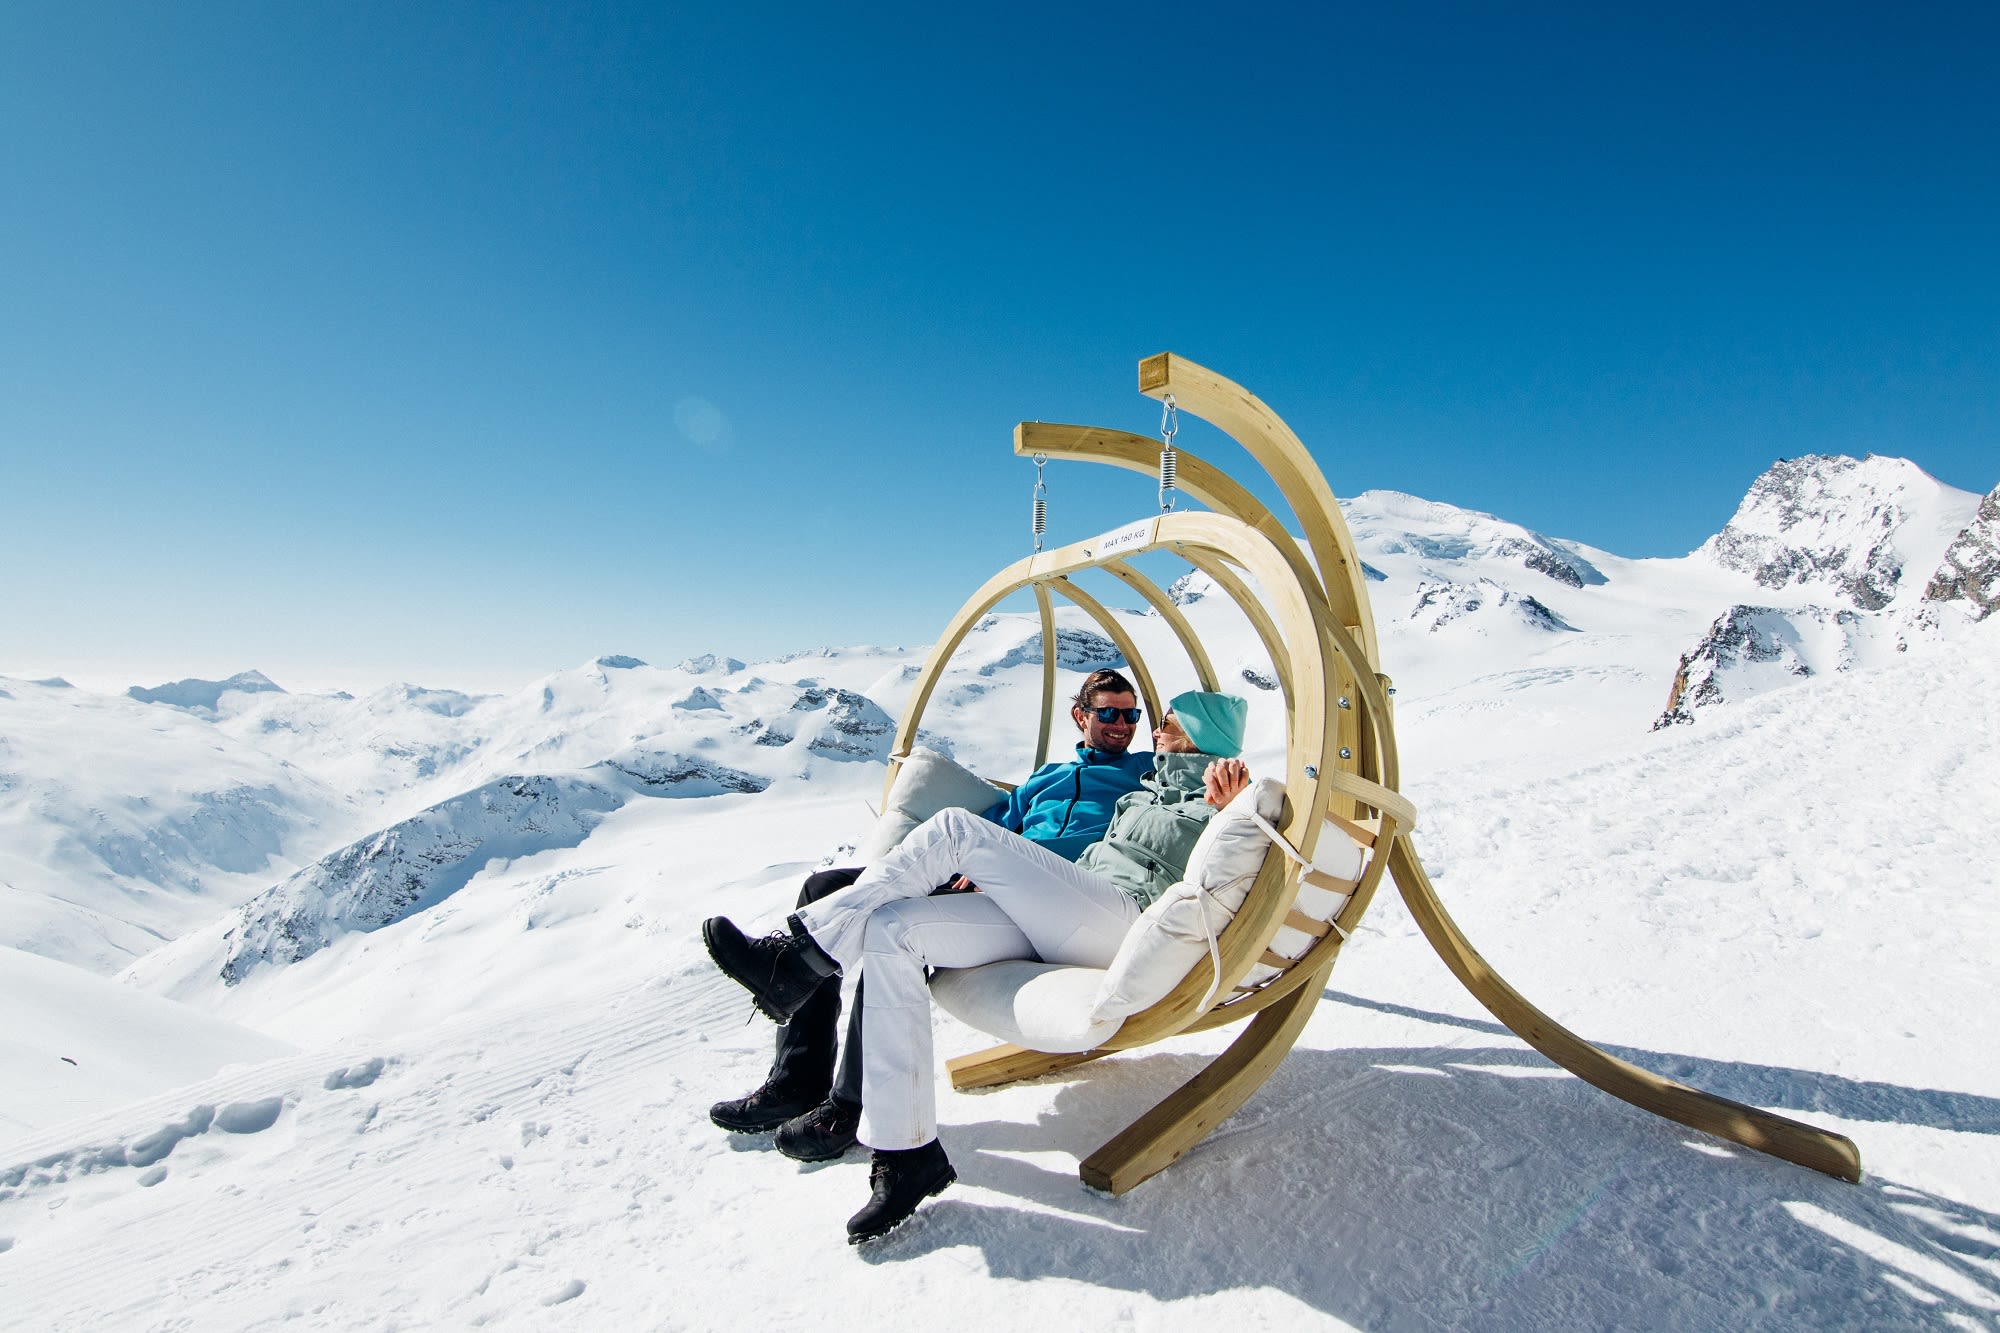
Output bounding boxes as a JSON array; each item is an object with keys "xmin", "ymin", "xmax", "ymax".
[{"xmin": 0, "ymin": 963, "xmax": 758, "ymax": 1328}]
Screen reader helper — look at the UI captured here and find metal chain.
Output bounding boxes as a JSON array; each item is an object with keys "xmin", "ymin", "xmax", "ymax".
[
  {"xmin": 1158, "ymin": 393, "xmax": 1179, "ymax": 512},
  {"xmin": 1031, "ymin": 454, "xmax": 1048, "ymax": 551}
]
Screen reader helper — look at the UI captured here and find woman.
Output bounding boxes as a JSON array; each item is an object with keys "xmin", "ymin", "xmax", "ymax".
[{"xmin": 704, "ymin": 690, "xmax": 1250, "ymax": 1243}]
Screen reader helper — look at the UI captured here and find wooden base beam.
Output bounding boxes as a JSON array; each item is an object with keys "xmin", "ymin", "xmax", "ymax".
[{"xmin": 1079, "ymin": 960, "xmax": 1328, "ymax": 1194}]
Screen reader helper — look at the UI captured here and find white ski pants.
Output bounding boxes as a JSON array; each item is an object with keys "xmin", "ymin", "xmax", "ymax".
[{"xmin": 793, "ymin": 806, "xmax": 1139, "ymax": 1150}]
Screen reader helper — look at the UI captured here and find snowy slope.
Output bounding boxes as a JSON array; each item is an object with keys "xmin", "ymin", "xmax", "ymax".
[
  {"xmin": 2, "ymin": 621, "xmax": 1996, "ymax": 1329},
  {"xmin": 0, "ymin": 676, "xmax": 359, "ymax": 973},
  {"xmin": 3, "ymin": 456, "xmax": 1997, "ymax": 1328},
  {"xmin": 0, "ymin": 945, "xmax": 294, "ymax": 1141}
]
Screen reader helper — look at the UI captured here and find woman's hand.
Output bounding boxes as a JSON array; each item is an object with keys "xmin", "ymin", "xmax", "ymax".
[{"xmin": 1203, "ymin": 758, "xmax": 1250, "ymax": 807}]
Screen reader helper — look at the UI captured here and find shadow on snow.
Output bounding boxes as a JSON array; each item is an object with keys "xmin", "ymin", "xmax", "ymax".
[{"xmin": 847, "ymin": 994, "xmax": 1999, "ymax": 1330}]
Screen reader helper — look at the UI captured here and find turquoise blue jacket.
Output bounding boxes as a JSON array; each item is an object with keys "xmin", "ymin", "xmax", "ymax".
[{"xmin": 982, "ymin": 744, "xmax": 1156, "ymax": 863}]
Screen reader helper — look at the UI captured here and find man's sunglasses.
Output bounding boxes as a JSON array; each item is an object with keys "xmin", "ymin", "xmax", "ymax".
[{"xmin": 1086, "ymin": 706, "xmax": 1143, "ymax": 724}]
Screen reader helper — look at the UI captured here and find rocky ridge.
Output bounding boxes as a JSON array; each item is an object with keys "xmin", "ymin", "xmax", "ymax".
[
  {"xmin": 1664, "ymin": 456, "xmax": 1986, "ymax": 722},
  {"xmin": 218, "ymin": 774, "xmax": 626, "ymax": 984},
  {"xmin": 1920, "ymin": 484, "xmax": 2000, "ymax": 620}
]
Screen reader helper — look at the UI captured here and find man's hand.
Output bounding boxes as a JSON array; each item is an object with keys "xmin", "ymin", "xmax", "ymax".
[
  {"xmin": 1203, "ymin": 758, "xmax": 1250, "ymax": 807},
  {"xmin": 941, "ymin": 874, "xmax": 980, "ymax": 893}
]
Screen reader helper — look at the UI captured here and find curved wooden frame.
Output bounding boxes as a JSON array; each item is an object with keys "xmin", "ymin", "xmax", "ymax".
[{"xmin": 900, "ymin": 353, "xmax": 1861, "ymax": 1193}]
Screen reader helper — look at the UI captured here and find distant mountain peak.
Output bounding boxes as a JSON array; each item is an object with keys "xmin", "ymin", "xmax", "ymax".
[
  {"xmin": 595, "ymin": 655, "xmax": 647, "ymax": 670},
  {"xmin": 1697, "ymin": 454, "xmax": 1959, "ymax": 610},
  {"xmin": 128, "ymin": 670, "xmax": 286, "ymax": 713},
  {"xmin": 1343, "ymin": 490, "xmax": 1605, "ymax": 588},
  {"xmin": 677, "ymin": 653, "xmax": 745, "ymax": 675}
]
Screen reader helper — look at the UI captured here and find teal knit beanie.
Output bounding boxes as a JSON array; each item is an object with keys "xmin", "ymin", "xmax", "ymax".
[{"xmin": 1167, "ymin": 690, "xmax": 1248, "ymax": 758}]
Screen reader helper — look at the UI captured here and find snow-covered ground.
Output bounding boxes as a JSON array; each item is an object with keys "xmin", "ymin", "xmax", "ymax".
[{"xmin": 2, "ymin": 457, "xmax": 1996, "ymax": 1329}]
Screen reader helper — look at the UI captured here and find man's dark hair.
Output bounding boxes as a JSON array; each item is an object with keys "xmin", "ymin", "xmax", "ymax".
[{"xmin": 1071, "ymin": 668, "xmax": 1136, "ymax": 710}]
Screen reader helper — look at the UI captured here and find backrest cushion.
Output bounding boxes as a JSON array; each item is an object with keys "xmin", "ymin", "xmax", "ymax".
[
  {"xmin": 855, "ymin": 748, "xmax": 1007, "ymax": 863},
  {"xmin": 1089, "ymin": 777, "xmax": 1286, "ymax": 1024}
]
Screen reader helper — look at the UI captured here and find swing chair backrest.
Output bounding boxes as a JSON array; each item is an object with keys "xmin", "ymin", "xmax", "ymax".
[{"xmin": 891, "ymin": 353, "xmax": 1416, "ymax": 1051}]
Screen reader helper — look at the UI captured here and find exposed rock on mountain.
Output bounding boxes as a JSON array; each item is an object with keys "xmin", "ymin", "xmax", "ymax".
[
  {"xmin": 1238, "ymin": 665, "xmax": 1279, "ymax": 692},
  {"xmin": 1166, "ymin": 570, "xmax": 1213, "ymax": 606},
  {"xmin": 218, "ymin": 775, "xmax": 624, "ymax": 984},
  {"xmin": 1495, "ymin": 538, "xmax": 1591, "ymax": 588},
  {"xmin": 980, "ymin": 628, "xmax": 1123, "ymax": 675},
  {"xmin": 604, "ymin": 753, "xmax": 767, "ymax": 794},
  {"xmin": 1407, "ymin": 580, "xmax": 1576, "ymax": 634},
  {"xmin": 1696, "ymin": 455, "xmax": 1966, "ymax": 610},
  {"xmin": 1655, "ymin": 604, "xmax": 1862, "ymax": 728},
  {"xmin": 788, "ymin": 686, "xmax": 896, "ymax": 759},
  {"xmin": 129, "ymin": 671, "xmax": 286, "ymax": 713},
  {"xmin": 1921, "ymin": 485, "xmax": 2000, "ymax": 620},
  {"xmin": 741, "ymin": 686, "xmax": 896, "ymax": 759}
]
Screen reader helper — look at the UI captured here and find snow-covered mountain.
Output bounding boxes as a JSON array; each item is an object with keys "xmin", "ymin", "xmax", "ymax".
[
  {"xmin": 1696, "ymin": 454, "xmax": 1972, "ymax": 609},
  {"xmin": 8, "ymin": 456, "xmax": 1991, "ymax": 996},
  {"xmin": 1656, "ymin": 457, "xmax": 1985, "ymax": 725},
  {"xmin": 0, "ymin": 677, "xmax": 358, "ymax": 974}
]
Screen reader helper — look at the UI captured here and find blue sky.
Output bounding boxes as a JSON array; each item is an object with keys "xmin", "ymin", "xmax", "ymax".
[{"xmin": 3, "ymin": 3, "xmax": 1994, "ymax": 693}]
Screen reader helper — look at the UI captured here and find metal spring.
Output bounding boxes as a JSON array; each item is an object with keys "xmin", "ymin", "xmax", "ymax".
[{"xmin": 1031, "ymin": 454, "xmax": 1048, "ymax": 551}]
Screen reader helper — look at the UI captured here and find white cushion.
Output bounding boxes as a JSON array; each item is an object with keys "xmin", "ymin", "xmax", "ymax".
[
  {"xmin": 929, "ymin": 960, "xmax": 1122, "ymax": 1054},
  {"xmin": 855, "ymin": 748, "xmax": 1007, "ymax": 863},
  {"xmin": 1088, "ymin": 777, "xmax": 1286, "ymax": 1025}
]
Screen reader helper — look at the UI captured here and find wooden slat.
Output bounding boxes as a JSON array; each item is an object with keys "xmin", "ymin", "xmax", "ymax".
[
  {"xmin": 1258, "ymin": 948, "xmax": 1293, "ymax": 970},
  {"xmin": 1282, "ymin": 909, "xmax": 1333, "ymax": 939},
  {"xmin": 1324, "ymin": 808, "xmax": 1378, "ymax": 849},
  {"xmin": 1301, "ymin": 868, "xmax": 1358, "ymax": 895}
]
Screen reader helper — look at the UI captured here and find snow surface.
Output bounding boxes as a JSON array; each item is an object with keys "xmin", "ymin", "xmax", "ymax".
[{"xmin": 3, "ymin": 458, "xmax": 1998, "ymax": 1329}]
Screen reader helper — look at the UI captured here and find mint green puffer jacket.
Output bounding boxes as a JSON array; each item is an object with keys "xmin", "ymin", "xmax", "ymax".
[{"xmin": 1074, "ymin": 751, "xmax": 1225, "ymax": 910}]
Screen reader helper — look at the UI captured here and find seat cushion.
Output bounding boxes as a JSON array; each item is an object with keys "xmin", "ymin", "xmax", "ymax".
[{"xmin": 929, "ymin": 960, "xmax": 1122, "ymax": 1054}]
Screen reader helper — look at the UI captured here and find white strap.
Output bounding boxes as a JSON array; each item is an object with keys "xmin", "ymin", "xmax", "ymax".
[{"xmin": 1249, "ymin": 812, "xmax": 1352, "ymax": 942}]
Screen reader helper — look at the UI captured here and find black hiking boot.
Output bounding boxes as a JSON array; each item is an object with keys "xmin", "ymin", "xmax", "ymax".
[
  {"xmin": 708, "ymin": 1079, "xmax": 823, "ymax": 1134},
  {"xmin": 846, "ymin": 1140, "xmax": 955, "ymax": 1244},
  {"xmin": 775, "ymin": 1096, "xmax": 861, "ymax": 1162},
  {"xmin": 702, "ymin": 915, "xmax": 840, "ymax": 1024}
]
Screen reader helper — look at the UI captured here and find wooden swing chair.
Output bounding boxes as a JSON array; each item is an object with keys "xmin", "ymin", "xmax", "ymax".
[{"xmin": 883, "ymin": 353, "xmax": 1862, "ymax": 1196}]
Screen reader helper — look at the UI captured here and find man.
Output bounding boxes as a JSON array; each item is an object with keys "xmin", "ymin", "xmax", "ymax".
[{"xmin": 704, "ymin": 668, "xmax": 1155, "ymax": 1162}]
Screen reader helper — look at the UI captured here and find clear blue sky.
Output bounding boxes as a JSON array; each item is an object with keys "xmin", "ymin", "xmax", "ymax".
[{"xmin": 4, "ymin": 3, "xmax": 1994, "ymax": 693}]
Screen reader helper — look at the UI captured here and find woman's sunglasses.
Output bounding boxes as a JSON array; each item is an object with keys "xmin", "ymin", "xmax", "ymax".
[{"xmin": 1087, "ymin": 706, "xmax": 1144, "ymax": 724}]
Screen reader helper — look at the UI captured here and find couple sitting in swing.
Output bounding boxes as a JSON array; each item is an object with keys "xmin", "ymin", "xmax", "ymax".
[{"xmin": 702, "ymin": 667, "xmax": 1254, "ymax": 1243}]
